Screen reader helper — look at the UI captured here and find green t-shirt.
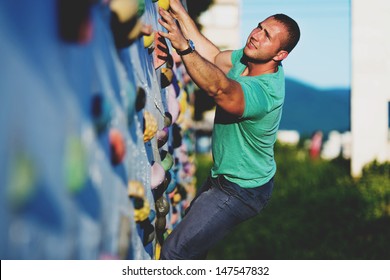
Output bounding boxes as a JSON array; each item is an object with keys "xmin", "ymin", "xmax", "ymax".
[{"xmin": 210, "ymin": 48, "xmax": 285, "ymax": 188}]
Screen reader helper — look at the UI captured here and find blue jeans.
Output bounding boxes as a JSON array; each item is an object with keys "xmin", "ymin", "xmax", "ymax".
[{"xmin": 160, "ymin": 174, "xmax": 274, "ymax": 260}]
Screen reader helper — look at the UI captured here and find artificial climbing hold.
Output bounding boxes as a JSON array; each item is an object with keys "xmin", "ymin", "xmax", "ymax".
[
  {"xmin": 167, "ymin": 87, "xmax": 180, "ymax": 123},
  {"xmin": 160, "ymin": 68, "xmax": 173, "ymax": 88},
  {"xmin": 153, "ymin": 33, "xmax": 169, "ymax": 69},
  {"xmin": 155, "ymin": 196, "xmax": 169, "ymax": 217},
  {"xmin": 91, "ymin": 94, "xmax": 111, "ymax": 132},
  {"xmin": 137, "ymin": 0, "xmax": 146, "ymax": 17},
  {"xmin": 7, "ymin": 152, "xmax": 38, "ymax": 210},
  {"xmin": 160, "ymin": 150, "xmax": 173, "ymax": 171},
  {"xmin": 135, "ymin": 87, "xmax": 146, "ymax": 112},
  {"xmin": 134, "ymin": 199, "xmax": 150, "ymax": 222},
  {"xmin": 143, "ymin": 32, "xmax": 155, "ymax": 49},
  {"xmin": 153, "ymin": 171, "xmax": 171, "ymax": 199},
  {"xmin": 143, "ymin": 111, "xmax": 158, "ymax": 142},
  {"xmin": 155, "ymin": 216, "xmax": 166, "ymax": 231},
  {"xmin": 151, "ymin": 162, "xmax": 165, "ymax": 189},
  {"xmin": 64, "ymin": 135, "xmax": 88, "ymax": 194},
  {"xmin": 128, "ymin": 180, "xmax": 145, "ymax": 198},
  {"xmin": 158, "ymin": 0, "xmax": 170, "ymax": 11},
  {"xmin": 110, "ymin": 0, "xmax": 138, "ymax": 23},
  {"xmin": 164, "ymin": 112, "xmax": 173, "ymax": 127},
  {"xmin": 109, "ymin": 0, "xmax": 141, "ymax": 48},
  {"xmin": 157, "ymin": 127, "xmax": 169, "ymax": 148},
  {"xmin": 109, "ymin": 129, "xmax": 126, "ymax": 165},
  {"xmin": 58, "ymin": 0, "xmax": 94, "ymax": 44}
]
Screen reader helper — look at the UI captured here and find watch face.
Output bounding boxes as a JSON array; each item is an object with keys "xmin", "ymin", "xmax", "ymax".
[{"xmin": 188, "ymin": 40, "xmax": 195, "ymax": 51}]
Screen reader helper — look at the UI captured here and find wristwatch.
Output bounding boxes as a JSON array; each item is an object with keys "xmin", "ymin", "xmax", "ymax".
[{"xmin": 176, "ymin": 39, "xmax": 195, "ymax": 56}]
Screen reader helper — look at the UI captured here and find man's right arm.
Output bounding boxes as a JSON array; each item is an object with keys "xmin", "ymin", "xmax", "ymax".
[{"xmin": 167, "ymin": 0, "xmax": 233, "ymax": 72}]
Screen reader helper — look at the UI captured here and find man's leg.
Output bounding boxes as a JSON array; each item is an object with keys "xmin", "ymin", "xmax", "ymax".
[
  {"xmin": 160, "ymin": 176, "xmax": 274, "ymax": 259},
  {"xmin": 183, "ymin": 175, "xmax": 213, "ymax": 216}
]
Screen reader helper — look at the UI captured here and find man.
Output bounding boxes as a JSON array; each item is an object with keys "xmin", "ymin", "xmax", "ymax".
[{"xmin": 158, "ymin": 0, "xmax": 300, "ymax": 259}]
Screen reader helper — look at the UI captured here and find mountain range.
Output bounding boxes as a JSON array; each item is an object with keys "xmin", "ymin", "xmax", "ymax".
[
  {"xmin": 279, "ymin": 78, "xmax": 350, "ymax": 137},
  {"xmin": 193, "ymin": 78, "xmax": 351, "ymax": 137}
]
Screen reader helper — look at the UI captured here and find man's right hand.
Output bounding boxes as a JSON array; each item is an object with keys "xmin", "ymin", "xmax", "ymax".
[
  {"xmin": 162, "ymin": 0, "xmax": 222, "ymax": 67},
  {"xmin": 168, "ymin": 0, "xmax": 187, "ymax": 20}
]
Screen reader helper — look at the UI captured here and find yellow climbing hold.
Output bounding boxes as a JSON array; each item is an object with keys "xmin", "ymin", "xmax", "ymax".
[
  {"xmin": 110, "ymin": 0, "xmax": 138, "ymax": 23},
  {"xmin": 143, "ymin": 32, "xmax": 155, "ymax": 48},
  {"xmin": 134, "ymin": 199, "xmax": 150, "ymax": 222},
  {"xmin": 143, "ymin": 111, "xmax": 158, "ymax": 142},
  {"xmin": 128, "ymin": 180, "xmax": 145, "ymax": 198},
  {"xmin": 158, "ymin": 0, "xmax": 170, "ymax": 11},
  {"xmin": 155, "ymin": 242, "xmax": 161, "ymax": 260}
]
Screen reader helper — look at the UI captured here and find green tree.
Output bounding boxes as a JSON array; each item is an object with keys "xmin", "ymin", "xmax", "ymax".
[{"xmin": 196, "ymin": 144, "xmax": 390, "ymax": 259}]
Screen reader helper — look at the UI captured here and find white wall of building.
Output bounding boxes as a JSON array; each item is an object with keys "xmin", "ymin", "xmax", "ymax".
[
  {"xmin": 351, "ymin": 0, "xmax": 390, "ymax": 177},
  {"xmin": 198, "ymin": 0, "xmax": 241, "ymax": 50}
]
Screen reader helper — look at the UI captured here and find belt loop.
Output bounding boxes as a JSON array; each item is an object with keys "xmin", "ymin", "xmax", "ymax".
[{"xmin": 216, "ymin": 175, "xmax": 222, "ymax": 188}]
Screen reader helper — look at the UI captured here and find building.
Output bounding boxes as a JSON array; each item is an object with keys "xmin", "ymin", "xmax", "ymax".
[
  {"xmin": 351, "ymin": 0, "xmax": 390, "ymax": 177},
  {"xmin": 198, "ymin": 0, "xmax": 241, "ymax": 50}
]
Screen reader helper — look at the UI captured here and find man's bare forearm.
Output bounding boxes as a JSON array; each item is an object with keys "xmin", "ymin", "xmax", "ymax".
[
  {"xmin": 167, "ymin": 0, "xmax": 220, "ymax": 63},
  {"xmin": 176, "ymin": 14, "xmax": 220, "ymax": 62}
]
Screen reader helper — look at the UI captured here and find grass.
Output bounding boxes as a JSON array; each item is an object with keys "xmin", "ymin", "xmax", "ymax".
[{"xmin": 194, "ymin": 144, "xmax": 390, "ymax": 259}]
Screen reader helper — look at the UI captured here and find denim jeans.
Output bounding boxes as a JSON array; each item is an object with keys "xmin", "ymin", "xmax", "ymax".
[{"xmin": 160, "ymin": 174, "xmax": 274, "ymax": 260}]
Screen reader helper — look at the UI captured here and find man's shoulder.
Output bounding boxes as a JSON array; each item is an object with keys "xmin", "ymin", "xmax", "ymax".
[
  {"xmin": 215, "ymin": 50, "xmax": 235, "ymax": 74},
  {"xmin": 231, "ymin": 48, "xmax": 245, "ymax": 65}
]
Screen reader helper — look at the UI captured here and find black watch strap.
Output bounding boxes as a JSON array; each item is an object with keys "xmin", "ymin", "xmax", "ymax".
[{"xmin": 177, "ymin": 39, "xmax": 195, "ymax": 56}]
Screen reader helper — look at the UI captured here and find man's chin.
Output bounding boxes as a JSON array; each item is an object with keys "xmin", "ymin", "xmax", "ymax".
[
  {"xmin": 243, "ymin": 47, "xmax": 257, "ymax": 59},
  {"xmin": 243, "ymin": 46, "xmax": 251, "ymax": 56}
]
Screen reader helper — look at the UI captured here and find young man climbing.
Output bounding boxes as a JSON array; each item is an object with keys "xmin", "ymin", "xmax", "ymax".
[{"xmin": 157, "ymin": 0, "xmax": 300, "ymax": 259}]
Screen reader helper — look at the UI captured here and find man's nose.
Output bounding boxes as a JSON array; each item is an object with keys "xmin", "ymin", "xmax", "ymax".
[{"xmin": 252, "ymin": 29, "xmax": 263, "ymax": 40}]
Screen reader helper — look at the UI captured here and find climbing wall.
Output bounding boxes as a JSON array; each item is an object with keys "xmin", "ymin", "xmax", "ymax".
[{"xmin": 0, "ymin": 0, "xmax": 197, "ymax": 260}]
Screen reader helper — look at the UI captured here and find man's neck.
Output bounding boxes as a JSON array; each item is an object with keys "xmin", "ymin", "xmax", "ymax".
[
  {"xmin": 240, "ymin": 55, "xmax": 279, "ymax": 77},
  {"xmin": 241, "ymin": 61, "xmax": 278, "ymax": 77}
]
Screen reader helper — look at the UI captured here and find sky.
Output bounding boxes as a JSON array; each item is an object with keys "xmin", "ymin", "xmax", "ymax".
[{"xmin": 240, "ymin": 0, "xmax": 351, "ymax": 89}]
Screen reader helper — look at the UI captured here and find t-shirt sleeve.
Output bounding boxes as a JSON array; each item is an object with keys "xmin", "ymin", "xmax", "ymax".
[
  {"xmin": 239, "ymin": 79, "xmax": 273, "ymax": 120},
  {"xmin": 231, "ymin": 49, "xmax": 244, "ymax": 65}
]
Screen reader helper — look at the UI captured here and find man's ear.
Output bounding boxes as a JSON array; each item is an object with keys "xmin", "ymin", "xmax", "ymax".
[{"xmin": 273, "ymin": 50, "xmax": 289, "ymax": 62}]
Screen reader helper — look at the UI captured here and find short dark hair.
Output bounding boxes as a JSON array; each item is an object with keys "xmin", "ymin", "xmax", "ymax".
[{"xmin": 271, "ymin": 14, "xmax": 300, "ymax": 53}]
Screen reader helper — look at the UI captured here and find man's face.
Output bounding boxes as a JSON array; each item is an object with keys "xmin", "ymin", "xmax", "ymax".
[{"xmin": 244, "ymin": 17, "xmax": 288, "ymax": 62}]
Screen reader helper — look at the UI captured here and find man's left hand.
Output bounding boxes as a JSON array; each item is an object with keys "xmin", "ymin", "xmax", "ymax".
[{"xmin": 158, "ymin": 8, "xmax": 189, "ymax": 53}]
